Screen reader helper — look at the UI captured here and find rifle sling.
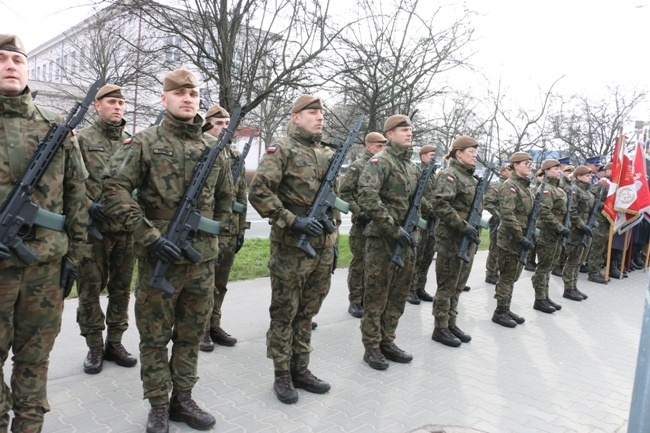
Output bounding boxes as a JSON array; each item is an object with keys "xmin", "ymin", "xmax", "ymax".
[{"xmin": 145, "ymin": 208, "xmax": 214, "ymax": 220}]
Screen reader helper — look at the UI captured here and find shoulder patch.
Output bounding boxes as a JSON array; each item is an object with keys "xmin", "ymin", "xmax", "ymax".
[
  {"xmin": 543, "ymin": 190, "xmax": 549, "ymax": 195},
  {"xmin": 153, "ymin": 148, "xmax": 173, "ymax": 156},
  {"xmin": 446, "ymin": 176, "xmax": 455, "ymax": 182},
  {"xmin": 267, "ymin": 146, "xmax": 276, "ymax": 154},
  {"xmin": 370, "ymin": 158, "xmax": 379, "ymax": 164},
  {"xmin": 123, "ymin": 137, "xmax": 133, "ymax": 145},
  {"xmin": 510, "ymin": 187, "xmax": 516, "ymax": 193},
  {"xmin": 349, "ymin": 166, "xmax": 357, "ymax": 172}
]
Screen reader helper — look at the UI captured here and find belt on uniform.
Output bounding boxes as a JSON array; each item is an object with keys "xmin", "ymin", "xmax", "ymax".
[
  {"xmin": 145, "ymin": 208, "xmax": 214, "ymax": 220},
  {"xmin": 284, "ymin": 204, "xmax": 310, "ymax": 216}
]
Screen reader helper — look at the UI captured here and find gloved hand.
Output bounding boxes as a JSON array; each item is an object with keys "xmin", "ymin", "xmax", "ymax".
[
  {"xmin": 561, "ymin": 227, "xmax": 570, "ymax": 237},
  {"xmin": 358, "ymin": 214, "xmax": 372, "ymax": 225},
  {"xmin": 235, "ymin": 234, "xmax": 245, "ymax": 254},
  {"xmin": 147, "ymin": 237, "xmax": 182, "ymax": 263},
  {"xmin": 89, "ymin": 202, "xmax": 108, "ymax": 223},
  {"xmin": 0, "ymin": 242, "xmax": 10, "ymax": 261},
  {"xmin": 521, "ymin": 237, "xmax": 534, "ymax": 251},
  {"xmin": 580, "ymin": 225, "xmax": 593, "ymax": 237},
  {"xmin": 332, "ymin": 245, "xmax": 339, "ymax": 274},
  {"xmin": 60, "ymin": 258, "xmax": 78, "ymax": 298},
  {"xmin": 291, "ymin": 216, "xmax": 323, "ymax": 237},
  {"xmin": 463, "ymin": 224, "xmax": 478, "ymax": 241},
  {"xmin": 396, "ymin": 230, "xmax": 416, "ymax": 248}
]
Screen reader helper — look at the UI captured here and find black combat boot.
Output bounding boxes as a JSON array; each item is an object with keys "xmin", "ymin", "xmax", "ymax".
[
  {"xmin": 199, "ymin": 330, "xmax": 214, "ymax": 352},
  {"xmin": 588, "ymin": 273, "xmax": 606, "ymax": 284},
  {"xmin": 273, "ymin": 371, "xmax": 298, "ymax": 403},
  {"xmin": 83, "ymin": 346, "xmax": 104, "ymax": 374},
  {"xmin": 551, "ymin": 266, "xmax": 563, "ymax": 277},
  {"xmin": 574, "ymin": 287, "xmax": 588, "ymax": 299},
  {"xmin": 507, "ymin": 310, "xmax": 525, "ymax": 324},
  {"xmin": 146, "ymin": 403, "xmax": 169, "ymax": 433},
  {"xmin": 448, "ymin": 325, "xmax": 471, "ymax": 343},
  {"xmin": 291, "ymin": 366, "xmax": 331, "ymax": 394},
  {"xmin": 610, "ymin": 261, "xmax": 623, "ymax": 279},
  {"xmin": 380, "ymin": 342, "xmax": 413, "ymax": 363},
  {"xmin": 169, "ymin": 390, "xmax": 216, "ymax": 430},
  {"xmin": 348, "ymin": 303, "xmax": 363, "ymax": 318},
  {"xmin": 563, "ymin": 288, "xmax": 583, "ymax": 301},
  {"xmin": 533, "ymin": 299, "xmax": 555, "ymax": 314},
  {"xmin": 406, "ymin": 290, "xmax": 420, "ymax": 305},
  {"xmin": 463, "ymin": 286, "xmax": 471, "ymax": 292},
  {"xmin": 209, "ymin": 327, "xmax": 237, "ymax": 346},
  {"xmin": 416, "ymin": 289, "xmax": 433, "ymax": 302},
  {"xmin": 524, "ymin": 262, "xmax": 537, "ymax": 272},
  {"xmin": 363, "ymin": 347, "xmax": 389, "ymax": 370},
  {"xmin": 431, "ymin": 327, "xmax": 461, "ymax": 347},
  {"xmin": 492, "ymin": 308, "xmax": 517, "ymax": 328},
  {"xmin": 104, "ymin": 341, "xmax": 137, "ymax": 367},
  {"xmin": 485, "ymin": 275, "xmax": 499, "ymax": 285},
  {"xmin": 311, "ymin": 322, "xmax": 318, "ymax": 330},
  {"xmin": 546, "ymin": 297, "xmax": 562, "ymax": 311},
  {"xmin": 579, "ymin": 264, "xmax": 589, "ymax": 273}
]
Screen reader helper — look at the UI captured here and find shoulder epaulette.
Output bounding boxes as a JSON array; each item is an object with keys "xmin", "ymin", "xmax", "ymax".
[{"xmin": 33, "ymin": 104, "xmax": 57, "ymax": 123}]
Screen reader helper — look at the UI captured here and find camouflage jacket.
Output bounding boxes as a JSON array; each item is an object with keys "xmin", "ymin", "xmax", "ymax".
[
  {"xmin": 497, "ymin": 173, "xmax": 534, "ymax": 251},
  {"xmin": 357, "ymin": 142, "xmax": 418, "ymax": 241},
  {"xmin": 0, "ymin": 89, "xmax": 88, "ymax": 268},
  {"xmin": 218, "ymin": 143, "xmax": 248, "ymax": 237},
  {"xmin": 559, "ymin": 174, "xmax": 572, "ymax": 191},
  {"xmin": 340, "ymin": 150, "xmax": 372, "ymax": 224},
  {"xmin": 430, "ymin": 158, "xmax": 478, "ymax": 249},
  {"xmin": 248, "ymin": 121, "xmax": 337, "ymax": 248},
  {"xmin": 536, "ymin": 177, "xmax": 567, "ymax": 246},
  {"xmin": 589, "ymin": 180, "xmax": 610, "ymax": 236},
  {"xmin": 418, "ymin": 161, "xmax": 436, "ymax": 221},
  {"xmin": 101, "ymin": 112, "xmax": 233, "ymax": 262},
  {"xmin": 570, "ymin": 180, "xmax": 594, "ymax": 232},
  {"xmin": 484, "ymin": 176, "xmax": 507, "ymax": 226},
  {"xmin": 77, "ymin": 117, "xmax": 129, "ymax": 233}
]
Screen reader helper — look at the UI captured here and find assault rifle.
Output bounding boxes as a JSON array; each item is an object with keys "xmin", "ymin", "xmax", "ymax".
[
  {"xmin": 582, "ymin": 183, "xmax": 606, "ymax": 247},
  {"xmin": 457, "ymin": 167, "xmax": 495, "ymax": 263},
  {"xmin": 148, "ymin": 106, "xmax": 242, "ymax": 294},
  {"xmin": 561, "ymin": 180, "xmax": 574, "ymax": 251},
  {"xmin": 0, "ymin": 79, "xmax": 102, "ymax": 264},
  {"xmin": 391, "ymin": 161, "xmax": 436, "ymax": 268},
  {"xmin": 151, "ymin": 109, "xmax": 165, "ymax": 127},
  {"xmin": 231, "ymin": 131, "xmax": 254, "ymax": 214},
  {"xmin": 87, "ymin": 196, "xmax": 104, "ymax": 241},
  {"xmin": 518, "ymin": 175, "xmax": 546, "ymax": 265},
  {"xmin": 296, "ymin": 114, "xmax": 364, "ymax": 258}
]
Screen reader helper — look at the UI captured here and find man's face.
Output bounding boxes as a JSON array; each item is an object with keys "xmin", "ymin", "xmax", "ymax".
[
  {"xmin": 420, "ymin": 151, "xmax": 435, "ymax": 164},
  {"xmin": 292, "ymin": 109, "xmax": 323, "ymax": 135},
  {"xmin": 366, "ymin": 141, "xmax": 386, "ymax": 155},
  {"xmin": 386, "ymin": 126, "xmax": 412, "ymax": 148},
  {"xmin": 0, "ymin": 49, "xmax": 28, "ymax": 97},
  {"xmin": 501, "ymin": 168, "xmax": 512, "ymax": 179},
  {"xmin": 206, "ymin": 117, "xmax": 230, "ymax": 138},
  {"xmin": 94, "ymin": 97, "xmax": 125, "ymax": 125},
  {"xmin": 546, "ymin": 165, "xmax": 561, "ymax": 179},
  {"xmin": 161, "ymin": 87, "xmax": 199, "ymax": 121},
  {"xmin": 456, "ymin": 146, "xmax": 477, "ymax": 166}
]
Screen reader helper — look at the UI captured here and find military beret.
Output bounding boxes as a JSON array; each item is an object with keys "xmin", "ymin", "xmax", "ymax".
[
  {"xmin": 163, "ymin": 69, "xmax": 199, "ymax": 91},
  {"xmin": 604, "ymin": 162, "xmax": 612, "ymax": 170},
  {"xmin": 291, "ymin": 94, "xmax": 322, "ymax": 113},
  {"xmin": 586, "ymin": 156, "xmax": 601, "ymax": 165},
  {"xmin": 558, "ymin": 156, "xmax": 571, "ymax": 165},
  {"xmin": 0, "ymin": 34, "xmax": 26, "ymax": 57},
  {"xmin": 540, "ymin": 159, "xmax": 560, "ymax": 170},
  {"xmin": 509, "ymin": 151, "xmax": 532, "ymax": 163},
  {"xmin": 419, "ymin": 144, "xmax": 436, "ymax": 155},
  {"xmin": 573, "ymin": 166, "xmax": 591, "ymax": 177},
  {"xmin": 500, "ymin": 163, "xmax": 511, "ymax": 172},
  {"xmin": 563, "ymin": 165, "xmax": 575, "ymax": 173},
  {"xmin": 365, "ymin": 132, "xmax": 387, "ymax": 144},
  {"xmin": 95, "ymin": 84, "xmax": 124, "ymax": 100},
  {"xmin": 444, "ymin": 135, "xmax": 478, "ymax": 159},
  {"xmin": 205, "ymin": 104, "xmax": 229, "ymax": 119},
  {"xmin": 384, "ymin": 114, "xmax": 411, "ymax": 133}
]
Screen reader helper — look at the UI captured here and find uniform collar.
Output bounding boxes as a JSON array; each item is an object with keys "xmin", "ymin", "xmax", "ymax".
[
  {"xmin": 0, "ymin": 86, "xmax": 34, "ymax": 118},
  {"xmin": 286, "ymin": 121, "xmax": 322, "ymax": 146},
  {"xmin": 385, "ymin": 141, "xmax": 412, "ymax": 161},
  {"xmin": 160, "ymin": 111, "xmax": 204, "ymax": 140},
  {"xmin": 512, "ymin": 172, "xmax": 531, "ymax": 187},
  {"xmin": 576, "ymin": 179, "xmax": 590, "ymax": 190},
  {"xmin": 449, "ymin": 157, "xmax": 476, "ymax": 175},
  {"xmin": 94, "ymin": 117, "xmax": 127, "ymax": 140},
  {"xmin": 547, "ymin": 177, "xmax": 560, "ymax": 186}
]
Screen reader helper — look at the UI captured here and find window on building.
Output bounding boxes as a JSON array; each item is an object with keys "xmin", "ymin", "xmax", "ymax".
[
  {"xmin": 48, "ymin": 61, "xmax": 53, "ymax": 81},
  {"xmin": 165, "ymin": 35, "xmax": 182, "ymax": 62},
  {"xmin": 42, "ymin": 64, "xmax": 47, "ymax": 81}
]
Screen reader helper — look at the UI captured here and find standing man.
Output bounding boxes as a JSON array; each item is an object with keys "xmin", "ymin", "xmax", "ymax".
[
  {"xmin": 429, "ymin": 136, "xmax": 479, "ymax": 347},
  {"xmin": 586, "ymin": 162, "xmax": 611, "ymax": 284},
  {"xmin": 340, "ymin": 132, "xmax": 387, "ymax": 318},
  {"xmin": 102, "ymin": 69, "xmax": 231, "ymax": 432},
  {"xmin": 407, "ymin": 144, "xmax": 437, "ymax": 305},
  {"xmin": 585, "ymin": 156, "xmax": 601, "ymax": 184},
  {"xmin": 199, "ymin": 104, "xmax": 248, "ymax": 352},
  {"xmin": 483, "ymin": 163, "xmax": 511, "ymax": 285},
  {"xmin": 76, "ymin": 83, "xmax": 137, "ymax": 375},
  {"xmin": 0, "ymin": 34, "xmax": 89, "ymax": 432},
  {"xmin": 249, "ymin": 95, "xmax": 335, "ymax": 404},
  {"xmin": 357, "ymin": 115, "xmax": 418, "ymax": 369}
]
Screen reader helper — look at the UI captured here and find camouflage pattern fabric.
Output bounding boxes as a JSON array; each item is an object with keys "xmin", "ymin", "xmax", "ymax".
[
  {"xmin": 410, "ymin": 163, "xmax": 436, "ymax": 294},
  {"xmin": 248, "ymin": 121, "xmax": 336, "ymax": 371},
  {"xmin": 562, "ymin": 180, "xmax": 594, "ymax": 289},
  {"xmin": 430, "ymin": 158, "xmax": 478, "ymax": 328},
  {"xmin": 357, "ymin": 143, "xmax": 418, "ymax": 347},
  {"xmin": 483, "ymin": 176, "xmax": 506, "ymax": 278},
  {"xmin": 587, "ymin": 181, "xmax": 609, "ymax": 275}
]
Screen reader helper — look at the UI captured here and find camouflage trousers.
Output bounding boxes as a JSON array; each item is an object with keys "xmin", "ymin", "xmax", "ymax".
[
  {"xmin": 485, "ymin": 225, "xmax": 499, "ymax": 278},
  {"xmin": 563, "ymin": 241, "xmax": 587, "ymax": 290},
  {"xmin": 135, "ymin": 259, "xmax": 214, "ymax": 405},
  {"xmin": 410, "ymin": 229, "xmax": 436, "ymax": 292},
  {"xmin": 0, "ymin": 261, "xmax": 63, "ymax": 433},
  {"xmin": 267, "ymin": 242, "xmax": 334, "ymax": 372},
  {"xmin": 347, "ymin": 223, "xmax": 367, "ymax": 305},
  {"xmin": 494, "ymin": 247, "xmax": 524, "ymax": 308},
  {"xmin": 432, "ymin": 245, "xmax": 475, "ymax": 328},
  {"xmin": 76, "ymin": 231, "xmax": 135, "ymax": 347},
  {"xmin": 587, "ymin": 233, "xmax": 608, "ymax": 275},
  {"xmin": 531, "ymin": 241, "xmax": 561, "ymax": 300},
  {"xmin": 361, "ymin": 236, "xmax": 415, "ymax": 348},
  {"xmin": 207, "ymin": 234, "xmax": 235, "ymax": 330}
]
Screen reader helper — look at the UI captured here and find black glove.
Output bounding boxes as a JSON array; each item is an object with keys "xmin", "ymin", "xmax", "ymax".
[
  {"xmin": 358, "ymin": 214, "xmax": 372, "ymax": 225},
  {"xmin": 147, "ymin": 237, "xmax": 182, "ymax": 263},
  {"xmin": 332, "ymin": 245, "xmax": 339, "ymax": 274},
  {"xmin": 60, "ymin": 258, "xmax": 78, "ymax": 298},
  {"xmin": 521, "ymin": 237, "xmax": 534, "ymax": 251},
  {"xmin": 0, "ymin": 242, "xmax": 10, "ymax": 261},
  {"xmin": 235, "ymin": 234, "xmax": 245, "ymax": 254},
  {"xmin": 580, "ymin": 226, "xmax": 593, "ymax": 237},
  {"xmin": 89, "ymin": 202, "xmax": 108, "ymax": 223},
  {"xmin": 396, "ymin": 230, "xmax": 416, "ymax": 248},
  {"xmin": 463, "ymin": 224, "xmax": 478, "ymax": 241},
  {"xmin": 561, "ymin": 227, "xmax": 571, "ymax": 237},
  {"xmin": 291, "ymin": 216, "xmax": 323, "ymax": 237}
]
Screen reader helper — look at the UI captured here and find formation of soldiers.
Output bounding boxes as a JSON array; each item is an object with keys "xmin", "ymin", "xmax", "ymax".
[{"xmin": 0, "ymin": 33, "xmax": 647, "ymax": 433}]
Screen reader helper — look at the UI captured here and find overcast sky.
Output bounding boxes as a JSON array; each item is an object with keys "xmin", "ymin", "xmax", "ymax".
[{"xmin": 2, "ymin": 0, "xmax": 649, "ymax": 121}]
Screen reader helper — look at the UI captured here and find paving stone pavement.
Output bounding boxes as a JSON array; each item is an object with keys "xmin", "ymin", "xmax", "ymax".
[{"xmin": 3, "ymin": 250, "xmax": 645, "ymax": 433}]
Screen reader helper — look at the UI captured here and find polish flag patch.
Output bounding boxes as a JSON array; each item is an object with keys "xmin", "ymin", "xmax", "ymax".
[
  {"xmin": 543, "ymin": 190, "xmax": 549, "ymax": 195},
  {"xmin": 510, "ymin": 187, "xmax": 516, "ymax": 193},
  {"xmin": 267, "ymin": 146, "xmax": 276, "ymax": 153},
  {"xmin": 446, "ymin": 176, "xmax": 455, "ymax": 182},
  {"xmin": 123, "ymin": 137, "xmax": 132, "ymax": 145},
  {"xmin": 349, "ymin": 167, "xmax": 357, "ymax": 172},
  {"xmin": 370, "ymin": 158, "xmax": 379, "ymax": 164}
]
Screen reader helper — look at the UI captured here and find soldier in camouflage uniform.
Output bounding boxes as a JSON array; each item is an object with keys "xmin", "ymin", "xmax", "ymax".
[
  {"xmin": 340, "ymin": 132, "xmax": 386, "ymax": 318},
  {"xmin": 562, "ymin": 166, "xmax": 594, "ymax": 301},
  {"xmin": 102, "ymin": 70, "xmax": 231, "ymax": 433},
  {"xmin": 553, "ymin": 164, "xmax": 575, "ymax": 277},
  {"xmin": 492, "ymin": 152, "xmax": 534, "ymax": 328},
  {"xmin": 483, "ymin": 164, "xmax": 511, "ymax": 285},
  {"xmin": 248, "ymin": 95, "xmax": 335, "ymax": 404},
  {"xmin": 0, "ymin": 34, "xmax": 89, "ymax": 433},
  {"xmin": 76, "ymin": 84, "xmax": 137, "ymax": 375},
  {"xmin": 199, "ymin": 105, "xmax": 249, "ymax": 352},
  {"xmin": 530, "ymin": 160, "xmax": 568, "ymax": 314},
  {"xmin": 430, "ymin": 136, "xmax": 480, "ymax": 348},
  {"xmin": 586, "ymin": 162, "xmax": 611, "ymax": 284},
  {"xmin": 407, "ymin": 144, "xmax": 437, "ymax": 305},
  {"xmin": 356, "ymin": 115, "xmax": 418, "ymax": 370}
]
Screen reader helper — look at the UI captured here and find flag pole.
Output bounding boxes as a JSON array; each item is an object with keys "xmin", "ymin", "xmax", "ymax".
[
  {"xmin": 605, "ymin": 225, "xmax": 614, "ymax": 282},
  {"xmin": 621, "ymin": 230, "xmax": 631, "ymax": 277}
]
